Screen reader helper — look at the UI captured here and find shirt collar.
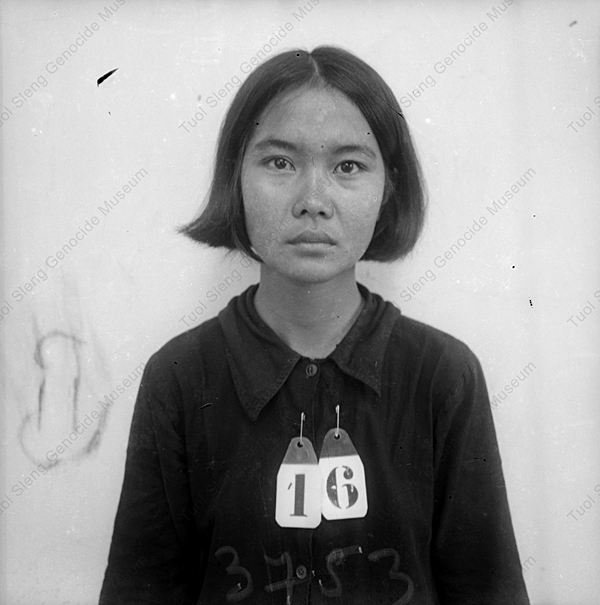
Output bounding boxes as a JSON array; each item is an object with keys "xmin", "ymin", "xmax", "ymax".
[{"xmin": 218, "ymin": 283, "xmax": 399, "ymax": 421}]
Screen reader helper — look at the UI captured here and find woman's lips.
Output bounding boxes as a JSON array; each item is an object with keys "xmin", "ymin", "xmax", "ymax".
[{"xmin": 288, "ymin": 231, "xmax": 335, "ymax": 245}]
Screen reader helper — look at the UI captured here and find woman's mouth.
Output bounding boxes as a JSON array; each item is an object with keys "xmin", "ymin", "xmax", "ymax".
[{"xmin": 288, "ymin": 231, "xmax": 335, "ymax": 245}]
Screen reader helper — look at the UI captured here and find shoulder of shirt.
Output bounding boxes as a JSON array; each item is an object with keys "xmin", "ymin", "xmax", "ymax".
[
  {"xmin": 144, "ymin": 316, "xmax": 226, "ymax": 375},
  {"xmin": 386, "ymin": 309, "xmax": 483, "ymax": 397}
]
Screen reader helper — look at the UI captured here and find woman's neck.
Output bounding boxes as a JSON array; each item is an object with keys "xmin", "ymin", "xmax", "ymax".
[{"xmin": 254, "ymin": 268, "xmax": 364, "ymax": 359}]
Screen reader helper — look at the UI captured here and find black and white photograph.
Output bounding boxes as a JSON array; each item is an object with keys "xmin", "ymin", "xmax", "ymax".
[{"xmin": 1, "ymin": 1, "xmax": 598, "ymax": 603}]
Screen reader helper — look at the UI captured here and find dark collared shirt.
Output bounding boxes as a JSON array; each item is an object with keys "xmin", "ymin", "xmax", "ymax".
[{"xmin": 99, "ymin": 284, "xmax": 529, "ymax": 604}]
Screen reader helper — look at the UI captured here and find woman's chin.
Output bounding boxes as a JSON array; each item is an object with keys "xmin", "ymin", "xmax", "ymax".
[{"xmin": 261, "ymin": 255, "xmax": 356, "ymax": 286}]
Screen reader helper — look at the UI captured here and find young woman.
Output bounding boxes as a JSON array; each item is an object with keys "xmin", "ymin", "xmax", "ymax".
[{"xmin": 99, "ymin": 46, "xmax": 530, "ymax": 604}]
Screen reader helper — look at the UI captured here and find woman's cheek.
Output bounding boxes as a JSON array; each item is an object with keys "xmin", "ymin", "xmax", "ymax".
[
  {"xmin": 245, "ymin": 206, "xmax": 275, "ymax": 254},
  {"xmin": 244, "ymin": 209, "xmax": 263, "ymax": 248}
]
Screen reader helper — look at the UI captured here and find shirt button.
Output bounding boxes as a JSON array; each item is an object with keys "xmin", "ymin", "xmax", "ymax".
[
  {"xmin": 295, "ymin": 564, "xmax": 308, "ymax": 579},
  {"xmin": 306, "ymin": 362, "xmax": 318, "ymax": 377}
]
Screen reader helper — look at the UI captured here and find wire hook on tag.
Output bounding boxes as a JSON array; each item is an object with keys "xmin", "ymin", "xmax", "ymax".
[
  {"xmin": 299, "ymin": 412, "xmax": 305, "ymax": 446},
  {"xmin": 335, "ymin": 405, "xmax": 340, "ymax": 439}
]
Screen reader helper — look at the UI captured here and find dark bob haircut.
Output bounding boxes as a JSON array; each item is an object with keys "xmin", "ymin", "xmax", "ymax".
[{"xmin": 180, "ymin": 45, "xmax": 426, "ymax": 262}]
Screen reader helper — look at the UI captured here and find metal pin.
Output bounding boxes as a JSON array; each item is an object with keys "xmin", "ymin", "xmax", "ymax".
[
  {"xmin": 335, "ymin": 405, "xmax": 340, "ymax": 438},
  {"xmin": 299, "ymin": 412, "xmax": 305, "ymax": 446}
]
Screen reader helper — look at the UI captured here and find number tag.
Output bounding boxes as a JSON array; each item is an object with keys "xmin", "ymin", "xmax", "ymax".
[
  {"xmin": 319, "ymin": 429, "xmax": 368, "ymax": 520},
  {"xmin": 276, "ymin": 437, "xmax": 322, "ymax": 528}
]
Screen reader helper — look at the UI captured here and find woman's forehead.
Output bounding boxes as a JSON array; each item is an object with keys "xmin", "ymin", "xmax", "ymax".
[{"xmin": 248, "ymin": 87, "xmax": 379, "ymax": 155}]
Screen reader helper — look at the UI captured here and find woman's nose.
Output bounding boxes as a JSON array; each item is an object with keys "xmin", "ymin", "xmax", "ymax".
[{"xmin": 292, "ymin": 168, "xmax": 333, "ymax": 219}]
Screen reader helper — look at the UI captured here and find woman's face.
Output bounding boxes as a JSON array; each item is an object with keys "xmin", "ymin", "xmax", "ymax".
[{"xmin": 241, "ymin": 86, "xmax": 386, "ymax": 286}]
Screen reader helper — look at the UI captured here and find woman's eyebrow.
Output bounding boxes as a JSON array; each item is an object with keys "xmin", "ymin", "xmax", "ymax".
[
  {"xmin": 252, "ymin": 138, "xmax": 298, "ymax": 153},
  {"xmin": 251, "ymin": 138, "xmax": 377, "ymax": 159},
  {"xmin": 332, "ymin": 144, "xmax": 377, "ymax": 160}
]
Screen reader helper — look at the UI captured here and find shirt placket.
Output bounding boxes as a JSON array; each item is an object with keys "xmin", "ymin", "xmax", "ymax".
[
  {"xmin": 310, "ymin": 359, "xmax": 359, "ymax": 603},
  {"xmin": 267, "ymin": 358, "xmax": 322, "ymax": 604},
  {"xmin": 308, "ymin": 360, "xmax": 342, "ymax": 603}
]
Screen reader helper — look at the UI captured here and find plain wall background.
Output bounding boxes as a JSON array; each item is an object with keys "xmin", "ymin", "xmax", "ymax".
[{"xmin": 1, "ymin": 0, "xmax": 599, "ymax": 603}]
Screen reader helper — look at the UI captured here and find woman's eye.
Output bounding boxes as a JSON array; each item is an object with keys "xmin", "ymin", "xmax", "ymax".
[
  {"xmin": 335, "ymin": 161, "xmax": 361, "ymax": 175},
  {"xmin": 267, "ymin": 157, "xmax": 293, "ymax": 171}
]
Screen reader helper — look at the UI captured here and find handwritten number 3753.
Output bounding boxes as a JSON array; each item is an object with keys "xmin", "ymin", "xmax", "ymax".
[{"xmin": 215, "ymin": 545, "xmax": 413, "ymax": 603}]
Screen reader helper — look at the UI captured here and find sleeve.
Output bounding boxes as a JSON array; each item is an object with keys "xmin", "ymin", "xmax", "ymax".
[
  {"xmin": 98, "ymin": 357, "xmax": 202, "ymax": 605},
  {"xmin": 431, "ymin": 353, "xmax": 530, "ymax": 605}
]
